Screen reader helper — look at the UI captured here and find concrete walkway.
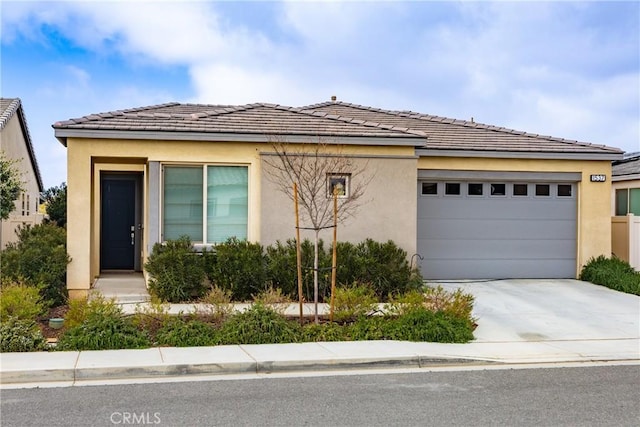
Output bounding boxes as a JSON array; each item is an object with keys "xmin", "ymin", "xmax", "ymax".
[{"xmin": 1, "ymin": 279, "xmax": 638, "ymax": 387}]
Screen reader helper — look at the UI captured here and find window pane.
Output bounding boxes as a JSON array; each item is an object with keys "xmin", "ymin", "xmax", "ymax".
[
  {"xmin": 629, "ymin": 188, "xmax": 640, "ymax": 215},
  {"xmin": 207, "ymin": 166, "xmax": 248, "ymax": 243},
  {"xmin": 445, "ymin": 183, "xmax": 460, "ymax": 195},
  {"xmin": 422, "ymin": 182, "xmax": 437, "ymax": 195},
  {"xmin": 536, "ymin": 184, "xmax": 550, "ymax": 196},
  {"xmin": 163, "ymin": 166, "xmax": 203, "ymax": 241},
  {"xmin": 557, "ymin": 184, "xmax": 572, "ymax": 197},
  {"xmin": 615, "ymin": 189, "xmax": 628, "ymax": 215},
  {"xmin": 513, "ymin": 184, "xmax": 528, "ymax": 196},
  {"xmin": 468, "ymin": 183, "xmax": 483, "ymax": 196},
  {"xmin": 490, "ymin": 183, "xmax": 506, "ymax": 196}
]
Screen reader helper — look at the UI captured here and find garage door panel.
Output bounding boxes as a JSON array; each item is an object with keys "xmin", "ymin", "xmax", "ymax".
[
  {"xmin": 417, "ymin": 178, "xmax": 577, "ymax": 279},
  {"xmin": 420, "ymin": 259, "xmax": 575, "ymax": 280},
  {"xmin": 418, "ymin": 200, "xmax": 575, "ymax": 221},
  {"xmin": 417, "ymin": 218, "xmax": 576, "ymax": 240},
  {"xmin": 419, "ymin": 238, "xmax": 576, "ymax": 259}
]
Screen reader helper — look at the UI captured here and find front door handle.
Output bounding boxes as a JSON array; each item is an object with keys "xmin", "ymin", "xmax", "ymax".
[{"xmin": 130, "ymin": 225, "xmax": 135, "ymax": 246}]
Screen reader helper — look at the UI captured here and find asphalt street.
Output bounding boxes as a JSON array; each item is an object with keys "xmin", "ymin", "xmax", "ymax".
[{"xmin": 1, "ymin": 364, "xmax": 639, "ymax": 426}]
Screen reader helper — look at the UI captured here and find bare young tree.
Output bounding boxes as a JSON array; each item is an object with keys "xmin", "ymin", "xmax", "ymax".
[{"xmin": 263, "ymin": 139, "xmax": 373, "ymax": 321}]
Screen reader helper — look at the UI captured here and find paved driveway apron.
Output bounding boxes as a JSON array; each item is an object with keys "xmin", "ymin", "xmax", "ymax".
[{"xmin": 434, "ymin": 279, "xmax": 640, "ymax": 343}]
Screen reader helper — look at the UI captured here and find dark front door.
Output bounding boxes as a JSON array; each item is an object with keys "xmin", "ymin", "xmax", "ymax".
[{"xmin": 101, "ymin": 176, "xmax": 138, "ymax": 270}]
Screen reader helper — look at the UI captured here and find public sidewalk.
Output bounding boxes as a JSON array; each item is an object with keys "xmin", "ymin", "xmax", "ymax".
[{"xmin": 2, "ymin": 337, "xmax": 639, "ymax": 387}]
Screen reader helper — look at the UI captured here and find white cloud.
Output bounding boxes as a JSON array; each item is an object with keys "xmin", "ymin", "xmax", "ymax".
[{"xmin": 2, "ymin": 0, "xmax": 638, "ymax": 161}]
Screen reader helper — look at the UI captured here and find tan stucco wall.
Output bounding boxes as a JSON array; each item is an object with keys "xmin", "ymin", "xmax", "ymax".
[
  {"xmin": 0, "ymin": 113, "xmax": 43, "ymax": 249},
  {"xmin": 260, "ymin": 146, "xmax": 418, "ymax": 257},
  {"xmin": 417, "ymin": 156, "xmax": 613, "ymax": 276},
  {"xmin": 66, "ymin": 138, "xmax": 264, "ymax": 295}
]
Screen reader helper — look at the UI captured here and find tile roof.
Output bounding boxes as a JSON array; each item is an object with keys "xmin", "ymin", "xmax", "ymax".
[
  {"xmin": 0, "ymin": 98, "xmax": 44, "ymax": 191},
  {"xmin": 613, "ymin": 153, "xmax": 640, "ymax": 177},
  {"xmin": 53, "ymin": 102, "xmax": 427, "ymax": 142},
  {"xmin": 54, "ymin": 100, "xmax": 623, "ymax": 157},
  {"xmin": 303, "ymin": 101, "xmax": 622, "ymax": 155}
]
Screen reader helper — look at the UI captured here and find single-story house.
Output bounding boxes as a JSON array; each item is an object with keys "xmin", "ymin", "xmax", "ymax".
[
  {"xmin": 611, "ymin": 152, "xmax": 640, "ymax": 269},
  {"xmin": 0, "ymin": 98, "xmax": 44, "ymax": 249},
  {"xmin": 53, "ymin": 100, "xmax": 622, "ymax": 299}
]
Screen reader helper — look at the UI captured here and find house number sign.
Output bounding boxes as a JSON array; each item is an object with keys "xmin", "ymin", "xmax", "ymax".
[{"xmin": 590, "ymin": 174, "xmax": 606, "ymax": 182}]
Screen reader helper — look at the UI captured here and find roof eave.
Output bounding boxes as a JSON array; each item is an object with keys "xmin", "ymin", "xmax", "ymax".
[
  {"xmin": 416, "ymin": 148, "xmax": 623, "ymax": 161},
  {"xmin": 53, "ymin": 128, "xmax": 425, "ymax": 147}
]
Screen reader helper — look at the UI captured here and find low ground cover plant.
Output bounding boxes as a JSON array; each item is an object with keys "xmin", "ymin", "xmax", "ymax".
[{"xmin": 580, "ymin": 256, "xmax": 640, "ymax": 296}]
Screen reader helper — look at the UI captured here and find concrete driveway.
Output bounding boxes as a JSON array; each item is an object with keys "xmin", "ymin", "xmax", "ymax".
[{"xmin": 434, "ymin": 279, "xmax": 640, "ymax": 343}]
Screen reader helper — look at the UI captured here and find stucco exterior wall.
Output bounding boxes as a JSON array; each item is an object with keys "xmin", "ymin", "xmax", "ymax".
[
  {"xmin": 260, "ymin": 146, "xmax": 418, "ymax": 257},
  {"xmin": 417, "ymin": 156, "xmax": 613, "ymax": 276},
  {"xmin": 0, "ymin": 112, "xmax": 43, "ymax": 249}
]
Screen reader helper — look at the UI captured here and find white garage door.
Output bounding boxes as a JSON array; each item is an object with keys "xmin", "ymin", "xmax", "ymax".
[{"xmin": 417, "ymin": 172, "xmax": 578, "ymax": 279}]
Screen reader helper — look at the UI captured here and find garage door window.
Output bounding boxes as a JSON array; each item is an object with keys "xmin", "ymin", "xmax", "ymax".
[
  {"xmin": 513, "ymin": 184, "xmax": 528, "ymax": 196},
  {"xmin": 421, "ymin": 182, "xmax": 438, "ymax": 195},
  {"xmin": 490, "ymin": 183, "xmax": 506, "ymax": 196},
  {"xmin": 468, "ymin": 183, "xmax": 483, "ymax": 196},
  {"xmin": 445, "ymin": 183, "xmax": 461, "ymax": 195},
  {"xmin": 557, "ymin": 184, "xmax": 572, "ymax": 197},
  {"xmin": 535, "ymin": 184, "xmax": 550, "ymax": 196}
]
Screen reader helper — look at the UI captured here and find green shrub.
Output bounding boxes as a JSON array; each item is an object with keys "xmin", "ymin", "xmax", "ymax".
[
  {"xmin": 384, "ymin": 308, "xmax": 474, "ymax": 343},
  {"xmin": 331, "ymin": 283, "xmax": 378, "ymax": 322},
  {"xmin": 0, "ymin": 318, "xmax": 47, "ymax": 352},
  {"xmin": 219, "ymin": 303, "xmax": 300, "ymax": 345},
  {"xmin": 155, "ymin": 317, "xmax": 219, "ymax": 347},
  {"xmin": 335, "ymin": 239, "xmax": 422, "ymax": 300},
  {"xmin": 580, "ymin": 256, "xmax": 640, "ymax": 296},
  {"xmin": 145, "ymin": 236, "xmax": 207, "ymax": 302},
  {"xmin": 57, "ymin": 311, "xmax": 150, "ymax": 351},
  {"xmin": 266, "ymin": 239, "xmax": 332, "ymax": 302},
  {"xmin": 0, "ymin": 223, "xmax": 70, "ymax": 306},
  {"xmin": 0, "ymin": 280, "xmax": 47, "ymax": 321},
  {"xmin": 348, "ymin": 316, "xmax": 388, "ymax": 341},
  {"xmin": 205, "ymin": 238, "xmax": 268, "ymax": 302},
  {"xmin": 301, "ymin": 322, "xmax": 350, "ymax": 342}
]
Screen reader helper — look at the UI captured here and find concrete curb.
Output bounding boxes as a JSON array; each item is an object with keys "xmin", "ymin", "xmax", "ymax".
[{"xmin": 0, "ymin": 346, "xmax": 486, "ymax": 385}]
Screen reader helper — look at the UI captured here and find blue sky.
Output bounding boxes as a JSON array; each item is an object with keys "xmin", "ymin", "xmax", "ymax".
[{"xmin": 2, "ymin": 0, "xmax": 639, "ymax": 188}]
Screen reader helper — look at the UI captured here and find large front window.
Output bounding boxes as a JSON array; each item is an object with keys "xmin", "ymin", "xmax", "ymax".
[{"xmin": 163, "ymin": 165, "xmax": 248, "ymax": 243}]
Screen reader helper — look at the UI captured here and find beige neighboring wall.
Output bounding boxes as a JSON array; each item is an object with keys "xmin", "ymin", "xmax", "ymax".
[
  {"xmin": 0, "ymin": 110, "xmax": 43, "ymax": 249},
  {"xmin": 417, "ymin": 156, "xmax": 613, "ymax": 277},
  {"xmin": 260, "ymin": 145, "xmax": 418, "ymax": 257},
  {"xmin": 65, "ymin": 137, "xmax": 263, "ymax": 297}
]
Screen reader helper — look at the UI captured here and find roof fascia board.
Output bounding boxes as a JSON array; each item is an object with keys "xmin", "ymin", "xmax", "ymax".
[
  {"xmin": 612, "ymin": 173, "xmax": 640, "ymax": 182},
  {"xmin": 53, "ymin": 129, "xmax": 424, "ymax": 147},
  {"xmin": 416, "ymin": 148, "xmax": 622, "ymax": 161}
]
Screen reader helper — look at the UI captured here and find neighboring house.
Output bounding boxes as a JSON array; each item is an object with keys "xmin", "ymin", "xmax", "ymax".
[
  {"xmin": 611, "ymin": 152, "xmax": 640, "ymax": 270},
  {"xmin": 53, "ymin": 100, "xmax": 622, "ymax": 299},
  {"xmin": 0, "ymin": 98, "xmax": 44, "ymax": 249}
]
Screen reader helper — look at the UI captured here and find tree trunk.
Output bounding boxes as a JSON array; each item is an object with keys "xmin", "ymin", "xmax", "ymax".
[{"xmin": 314, "ymin": 229, "xmax": 319, "ymax": 324}]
